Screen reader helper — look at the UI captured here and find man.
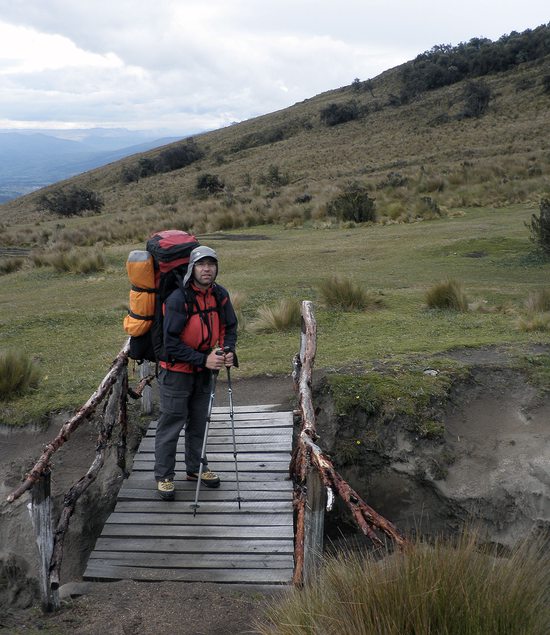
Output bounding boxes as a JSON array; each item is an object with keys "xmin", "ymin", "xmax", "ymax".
[{"xmin": 154, "ymin": 246, "xmax": 238, "ymax": 500}]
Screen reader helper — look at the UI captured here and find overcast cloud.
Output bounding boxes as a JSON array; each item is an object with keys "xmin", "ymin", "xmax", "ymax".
[{"xmin": 0, "ymin": 1, "xmax": 548, "ymax": 136}]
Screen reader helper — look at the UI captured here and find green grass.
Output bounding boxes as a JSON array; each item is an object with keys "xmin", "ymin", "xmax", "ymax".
[
  {"xmin": 0, "ymin": 205, "xmax": 549, "ymax": 425},
  {"xmin": 257, "ymin": 530, "xmax": 550, "ymax": 635}
]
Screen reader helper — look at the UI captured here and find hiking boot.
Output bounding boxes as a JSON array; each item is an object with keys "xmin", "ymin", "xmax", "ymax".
[
  {"xmin": 186, "ymin": 470, "xmax": 220, "ymax": 488},
  {"xmin": 157, "ymin": 478, "xmax": 175, "ymax": 500}
]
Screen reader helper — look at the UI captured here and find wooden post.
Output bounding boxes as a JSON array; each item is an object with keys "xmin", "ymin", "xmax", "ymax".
[
  {"xmin": 303, "ymin": 468, "xmax": 326, "ymax": 585},
  {"xmin": 28, "ymin": 471, "xmax": 59, "ymax": 612},
  {"xmin": 140, "ymin": 361, "xmax": 152, "ymax": 415}
]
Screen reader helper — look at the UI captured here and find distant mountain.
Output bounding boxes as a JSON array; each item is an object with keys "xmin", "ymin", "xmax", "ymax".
[{"xmin": 0, "ymin": 129, "xmax": 182, "ymax": 201}]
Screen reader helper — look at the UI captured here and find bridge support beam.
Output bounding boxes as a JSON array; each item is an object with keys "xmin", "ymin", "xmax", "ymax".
[{"xmin": 303, "ymin": 468, "xmax": 326, "ymax": 585}]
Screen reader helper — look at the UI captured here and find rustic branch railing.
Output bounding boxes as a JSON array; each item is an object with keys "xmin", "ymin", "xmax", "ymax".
[
  {"xmin": 6, "ymin": 338, "xmax": 154, "ymax": 611},
  {"xmin": 290, "ymin": 301, "xmax": 408, "ymax": 586}
]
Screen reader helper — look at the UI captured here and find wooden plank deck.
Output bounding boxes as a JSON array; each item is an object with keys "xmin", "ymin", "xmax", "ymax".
[{"xmin": 84, "ymin": 404, "xmax": 295, "ymax": 584}]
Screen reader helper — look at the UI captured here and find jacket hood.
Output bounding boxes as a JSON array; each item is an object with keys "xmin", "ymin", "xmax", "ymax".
[{"xmin": 183, "ymin": 246, "xmax": 218, "ymax": 287}]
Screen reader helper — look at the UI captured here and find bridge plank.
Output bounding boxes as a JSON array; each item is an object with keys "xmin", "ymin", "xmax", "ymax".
[
  {"xmin": 84, "ymin": 564, "xmax": 294, "ymax": 584},
  {"xmin": 93, "ymin": 537, "xmax": 294, "ymax": 554},
  {"xmin": 114, "ymin": 501, "xmax": 292, "ymax": 513},
  {"xmin": 106, "ymin": 512, "xmax": 293, "ymax": 526},
  {"xmin": 118, "ymin": 488, "xmax": 292, "ymax": 502},
  {"xmin": 88, "ymin": 553, "xmax": 294, "ymax": 569},
  {"xmin": 99, "ymin": 525, "xmax": 293, "ymax": 539}
]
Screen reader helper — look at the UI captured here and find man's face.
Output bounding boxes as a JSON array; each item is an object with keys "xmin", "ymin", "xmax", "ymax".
[{"xmin": 193, "ymin": 257, "xmax": 217, "ymax": 288}]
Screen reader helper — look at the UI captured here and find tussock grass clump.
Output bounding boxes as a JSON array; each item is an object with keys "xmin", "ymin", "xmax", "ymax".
[
  {"xmin": 0, "ymin": 350, "xmax": 41, "ymax": 400},
  {"xmin": 249, "ymin": 298, "xmax": 301, "ymax": 333},
  {"xmin": 228, "ymin": 291, "xmax": 247, "ymax": 333},
  {"xmin": 517, "ymin": 313, "xmax": 550, "ymax": 332},
  {"xmin": 258, "ymin": 531, "xmax": 550, "ymax": 635},
  {"xmin": 33, "ymin": 249, "xmax": 105, "ymax": 274},
  {"xmin": 319, "ymin": 276, "xmax": 381, "ymax": 311},
  {"xmin": 426, "ymin": 279, "xmax": 469, "ymax": 311},
  {"xmin": 0, "ymin": 258, "xmax": 24, "ymax": 275},
  {"xmin": 524, "ymin": 288, "xmax": 550, "ymax": 313}
]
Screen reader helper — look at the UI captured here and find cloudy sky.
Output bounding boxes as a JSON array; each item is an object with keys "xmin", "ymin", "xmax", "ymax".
[{"xmin": 0, "ymin": 1, "xmax": 548, "ymax": 137}]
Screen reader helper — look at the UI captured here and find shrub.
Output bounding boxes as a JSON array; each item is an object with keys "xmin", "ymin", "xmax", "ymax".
[
  {"xmin": 526, "ymin": 198, "xmax": 550, "ymax": 256},
  {"xmin": 258, "ymin": 530, "xmax": 550, "ymax": 635},
  {"xmin": 259, "ymin": 165, "xmax": 289, "ymax": 188},
  {"xmin": 196, "ymin": 173, "xmax": 225, "ymax": 195},
  {"xmin": 426, "ymin": 279, "xmax": 468, "ymax": 311},
  {"xmin": 320, "ymin": 101, "xmax": 359, "ymax": 126},
  {"xmin": 155, "ymin": 139, "xmax": 204, "ymax": 172},
  {"xmin": 542, "ymin": 74, "xmax": 550, "ymax": 94},
  {"xmin": 327, "ymin": 182, "xmax": 376, "ymax": 223},
  {"xmin": 37, "ymin": 187, "xmax": 104, "ymax": 216},
  {"xmin": 462, "ymin": 80, "xmax": 492, "ymax": 118},
  {"xmin": 0, "ymin": 350, "xmax": 40, "ymax": 400},
  {"xmin": 0, "ymin": 258, "xmax": 24, "ymax": 275},
  {"xmin": 249, "ymin": 298, "xmax": 301, "ymax": 333},
  {"xmin": 319, "ymin": 276, "xmax": 381, "ymax": 311}
]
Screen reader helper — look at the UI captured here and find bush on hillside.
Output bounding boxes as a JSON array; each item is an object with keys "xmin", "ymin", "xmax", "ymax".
[
  {"xmin": 155, "ymin": 139, "xmax": 204, "ymax": 172},
  {"xmin": 120, "ymin": 139, "xmax": 204, "ymax": 183},
  {"xmin": 37, "ymin": 187, "xmax": 104, "ymax": 217},
  {"xmin": 320, "ymin": 101, "xmax": 359, "ymax": 126},
  {"xmin": 327, "ymin": 182, "xmax": 376, "ymax": 223},
  {"xmin": 426, "ymin": 279, "xmax": 469, "ymax": 311},
  {"xmin": 259, "ymin": 165, "xmax": 289, "ymax": 188},
  {"xmin": 0, "ymin": 257, "xmax": 24, "ymax": 275},
  {"xmin": 543, "ymin": 75, "xmax": 550, "ymax": 94},
  {"xmin": 401, "ymin": 24, "xmax": 550, "ymax": 98},
  {"xmin": 461, "ymin": 80, "xmax": 492, "ymax": 118},
  {"xmin": 196, "ymin": 173, "xmax": 225, "ymax": 195},
  {"xmin": 0, "ymin": 350, "xmax": 40, "ymax": 400},
  {"xmin": 526, "ymin": 198, "xmax": 550, "ymax": 256}
]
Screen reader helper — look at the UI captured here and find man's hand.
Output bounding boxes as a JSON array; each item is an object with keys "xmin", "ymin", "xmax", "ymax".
[
  {"xmin": 205, "ymin": 350, "xmax": 225, "ymax": 370},
  {"xmin": 223, "ymin": 351, "xmax": 234, "ymax": 367}
]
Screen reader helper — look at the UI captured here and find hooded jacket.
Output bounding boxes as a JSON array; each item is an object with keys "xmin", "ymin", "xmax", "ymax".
[{"xmin": 160, "ymin": 282, "xmax": 238, "ymax": 373}]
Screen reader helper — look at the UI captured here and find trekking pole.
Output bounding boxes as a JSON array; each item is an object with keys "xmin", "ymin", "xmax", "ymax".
[
  {"xmin": 191, "ymin": 352, "xmax": 222, "ymax": 517},
  {"xmin": 224, "ymin": 347, "xmax": 242, "ymax": 510}
]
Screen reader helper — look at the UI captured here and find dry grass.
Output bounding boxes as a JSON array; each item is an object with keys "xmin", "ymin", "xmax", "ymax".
[
  {"xmin": 249, "ymin": 298, "xmax": 302, "ymax": 333},
  {"xmin": 425, "ymin": 279, "xmax": 469, "ymax": 311},
  {"xmin": 0, "ymin": 350, "xmax": 41, "ymax": 400},
  {"xmin": 0, "ymin": 257, "xmax": 24, "ymax": 275},
  {"xmin": 517, "ymin": 313, "xmax": 550, "ymax": 332},
  {"xmin": 32, "ymin": 248, "xmax": 105, "ymax": 273},
  {"xmin": 318, "ymin": 276, "xmax": 382, "ymax": 311},
  {"xmin": 524, "ymin": 288, "xmax": 550, "ymax": 313},
  {"xmin": 257, "ymin": 530, "xmax": 550, "ymax": 635}
]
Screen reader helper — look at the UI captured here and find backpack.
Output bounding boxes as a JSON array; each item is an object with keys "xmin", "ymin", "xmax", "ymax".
[{"xmin": 123, "ymin": 229, "xmax": 200, "ymax": 362}]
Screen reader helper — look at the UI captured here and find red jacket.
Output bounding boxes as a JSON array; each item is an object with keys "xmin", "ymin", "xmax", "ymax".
[{"xmin": 160, "ymin": 282, "xmax": 237, "ymax": 373}]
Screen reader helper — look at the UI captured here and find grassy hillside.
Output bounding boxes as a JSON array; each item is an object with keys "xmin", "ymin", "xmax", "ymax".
[{"xmin": 1, "ymin": 28, "xmax": 549, "ymax": 426}]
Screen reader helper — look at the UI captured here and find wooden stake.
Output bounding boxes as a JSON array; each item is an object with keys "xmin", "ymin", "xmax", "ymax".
[{"xmin": 28, "ymin": 471, "xmax": 59, "ymax": 612}]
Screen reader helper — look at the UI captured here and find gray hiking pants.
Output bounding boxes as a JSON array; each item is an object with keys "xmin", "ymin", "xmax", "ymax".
[{"xmin": 154, "ymin": 368, "xmax": 213, "ymax": 481}]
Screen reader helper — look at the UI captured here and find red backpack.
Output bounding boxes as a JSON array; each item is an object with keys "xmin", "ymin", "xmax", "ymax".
[{"xmin": 123, "ymin": 229, "xmax": 200, "ymax": 362}]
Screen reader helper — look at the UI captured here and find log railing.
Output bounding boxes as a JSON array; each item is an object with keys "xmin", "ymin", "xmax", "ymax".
[
  {"xmin": 290, "ymin": 301, "xmax": 408, "ymax": 586},
  {"xmin": 5, "ymin": 338, "xmax": 153, "ymax": 611}
]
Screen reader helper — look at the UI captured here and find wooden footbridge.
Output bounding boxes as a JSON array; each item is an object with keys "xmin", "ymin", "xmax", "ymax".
[
  {"xmin": 7, "ymin": 302, "xmax": 406, "ymax": 612},
  {"xmin": 83, "ymin": 404, "xmax": 295, "ymax": 584}
]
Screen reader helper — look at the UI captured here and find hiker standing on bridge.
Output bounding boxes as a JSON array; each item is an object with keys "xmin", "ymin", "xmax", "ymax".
[{"xmin": 155, "ymin": 246, "xmax": 238, "ymax": 500}]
